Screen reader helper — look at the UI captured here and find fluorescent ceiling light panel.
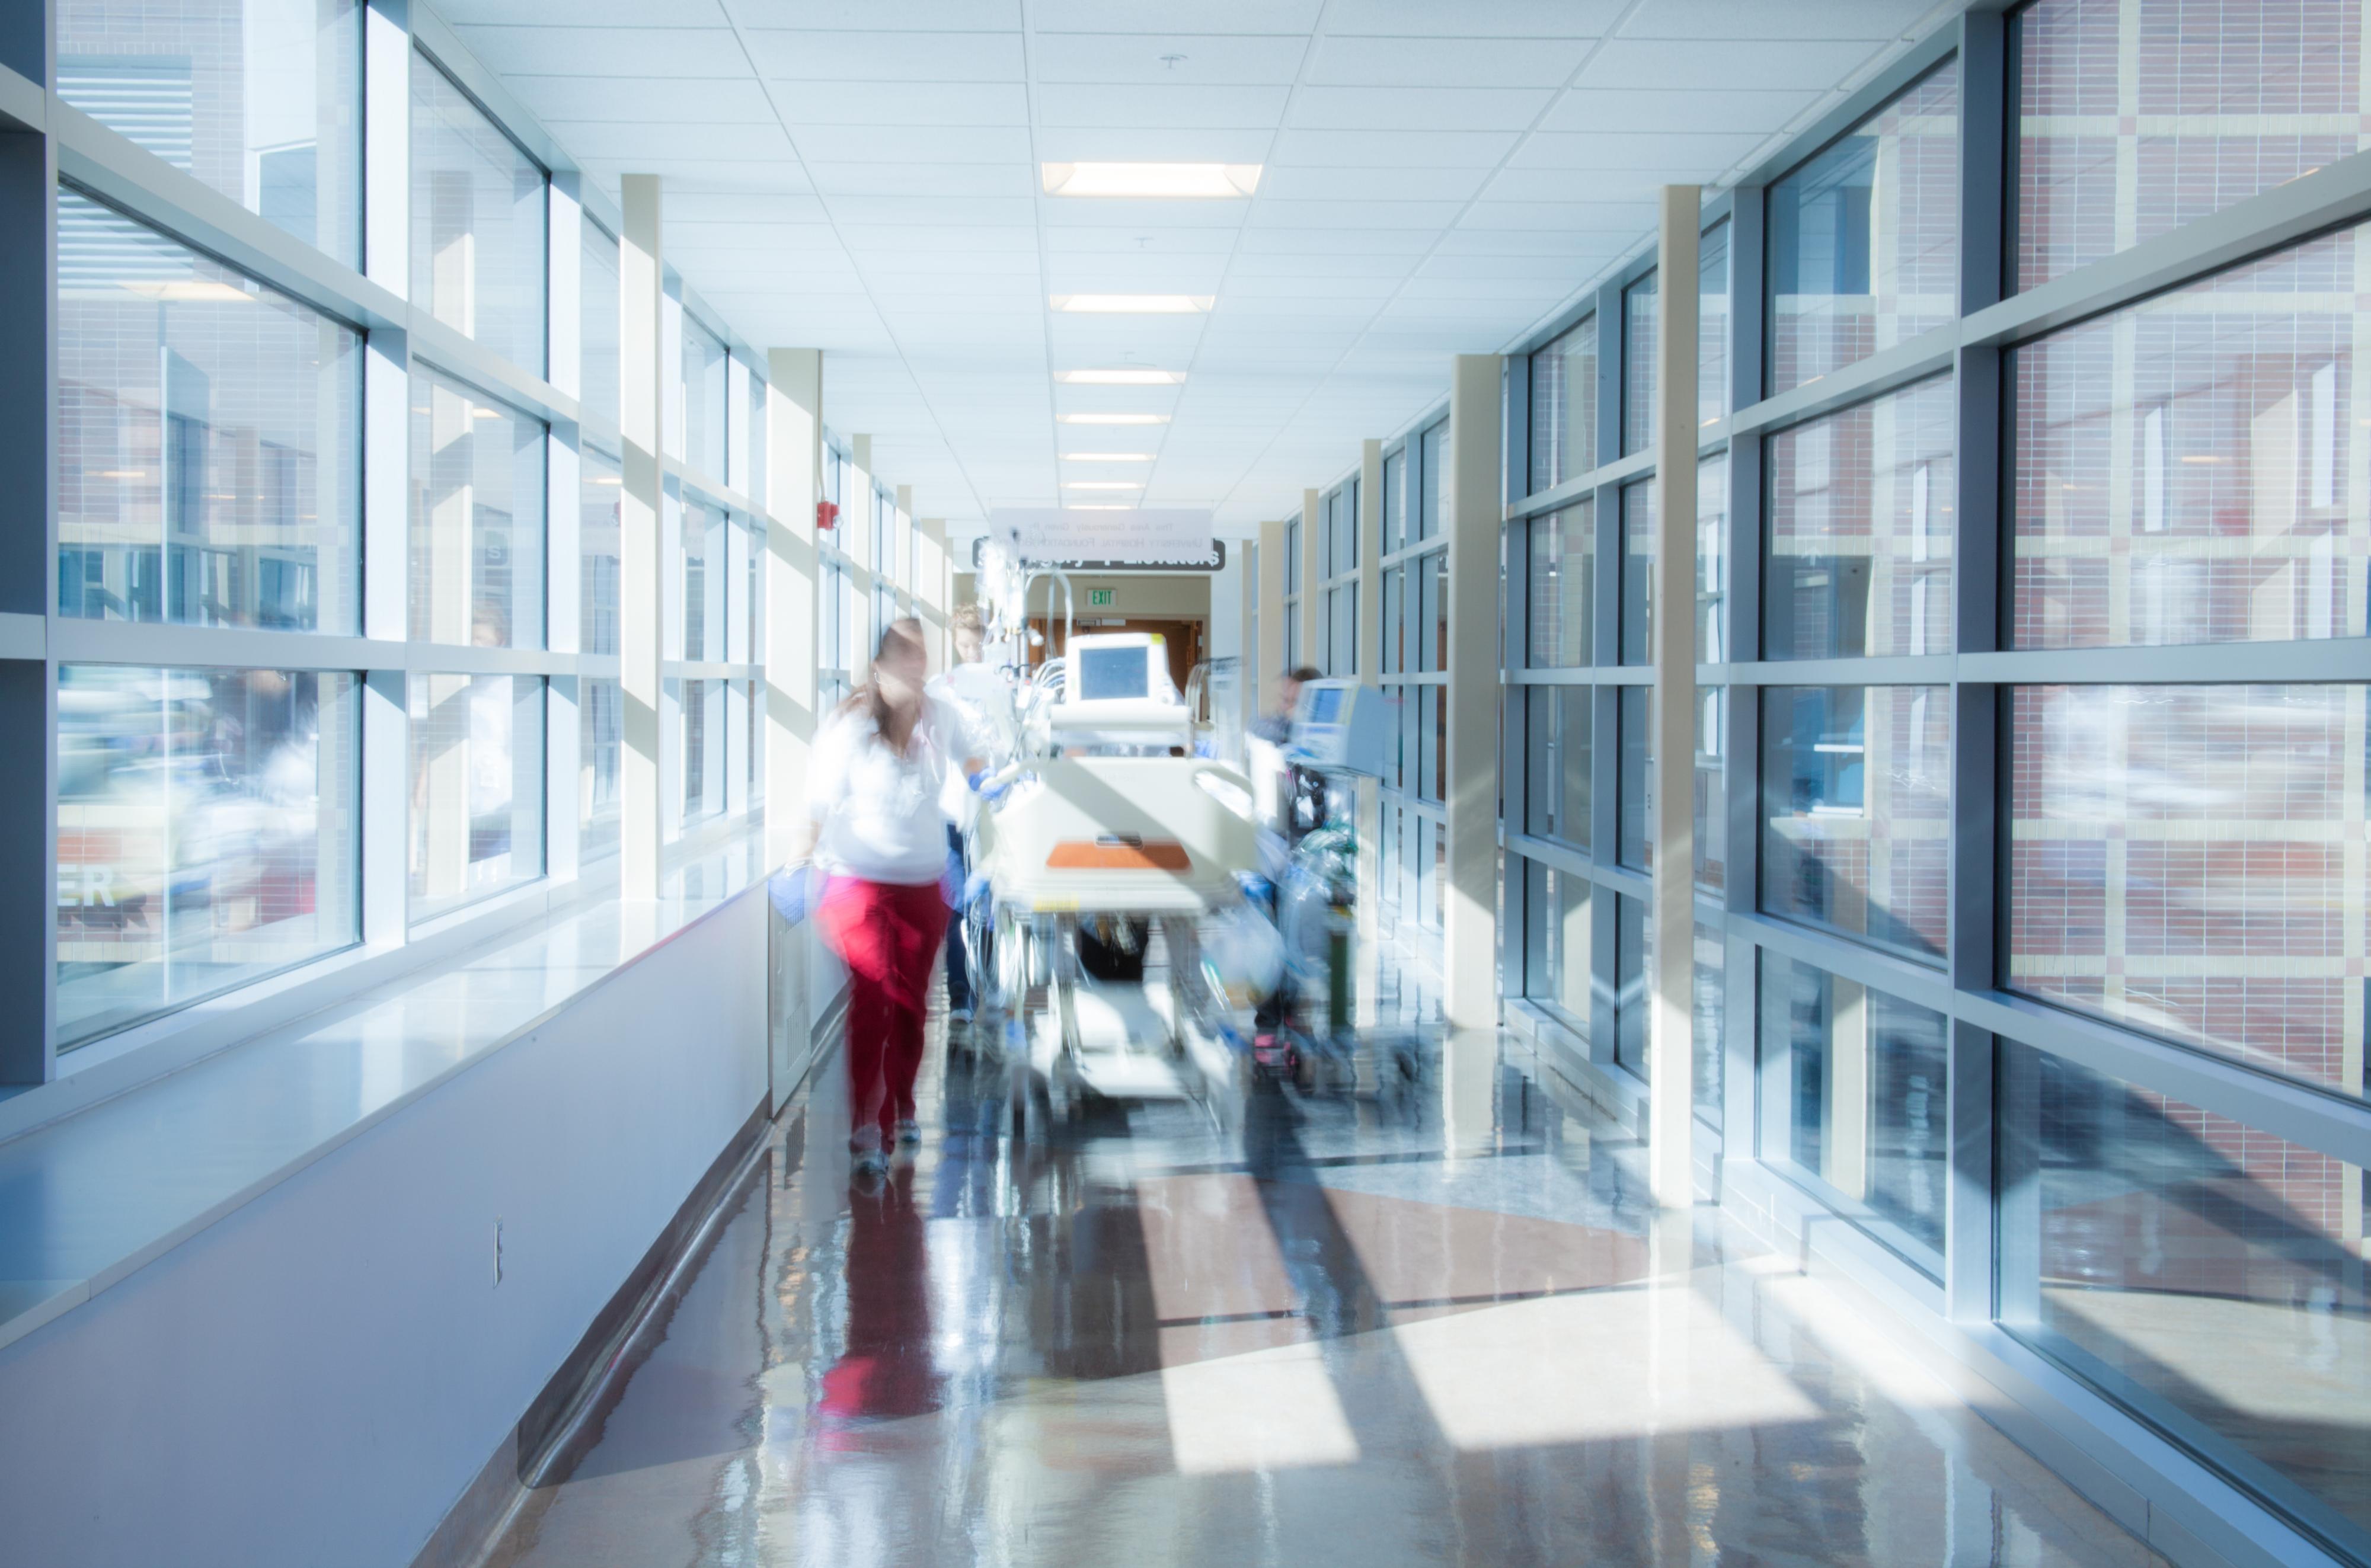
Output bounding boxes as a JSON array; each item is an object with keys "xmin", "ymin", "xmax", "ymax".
[
  {"xmin": 1050, "ymin": 293, "xmax": 1213, "ymax": 313},
  {"xmin": 1058, "ymin": 413, "xmax": 1170, "ymax": 425},
  {"xmin": 1042, "ymin": 162, "xmax": 1261, "ymax": 199},
  {"xmin": 1057, "ymin": 369, "xmax": 1184, "ymax": 385}
]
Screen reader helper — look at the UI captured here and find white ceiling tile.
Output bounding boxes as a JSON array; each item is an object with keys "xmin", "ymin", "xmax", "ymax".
[
  {"xmin": 1482, "ymin": 167, "xmax": 1706, "ymax": 204},
  {"xmin": 1510, "ymin": 130, "xmax": 1770, "ymax": 170},
  {"xmin": 836, "ymin": 224, "xmax": 1039, "ymax": 254},
  {"xmin": 1288, "ymin": 87, "xmax": 1552, "ymax": 130},
  {"xmin": 659, "ymin": 193, "xmax": 821, "ymax": 225},
  {"xmin": 1459, "ymin": 199, "xmax": 1656, "ymax": 232},
  {"xmin": 440, "ymin": 0, "xmax": 728, "ymax": 21},
  {"xmin": 771, "ymin": 82, "xmax": 1031, "ymax": 125},
  {"xmin": 1230, "ymin": 252, "xmax": 1418, "ymax": 280},
  {"xmin": 505, "ymin": 75, "xmax": 775, "ymax": 124},
  {"xmin": 449, "ymin": 25, "xmax": 752, "ymax": 79},
  {"xmin": 1043, "ymin": 227, "xmax": 1241, "ymax": 255},
  {"xmin": 1325, "ymin": 0, "xmax": 1625, "ymax": 35},
  {"xmin": 1540, "ymin": 86, "xmax": 1824, "ymax": 134},
  {"xmin": 1047, "ymin": 258, "xmax": 1228, "ymax": 292},
  {"xmin": 551, "ymin": 121, "xmax": 799, "ymax": 161},
  {"xmin": 1236, "ymin": 228, "xmax": 1436, "ymax": 255},
  {"xmin": 1576, "ymin": 37, "xmax": 1881, "ymax": 91},
  {"xmin": 727, "ymin": 0, "xmax": 1023, "ymax": 30},
  {"xmin": 741, "ymin": 30, "xmax": 1025, "ymax": 82},
  {"xmin": 1031, "ymin": 0, "xmax": 1322, "ymax": 32},
  {"xmin": 576, "ymin": 159, "xmax": 815, "ymax": 196},
  {"xmin": 822, "ymin": 195, "xmax": 1037, "ymax": 225},
  {"xmin": 787, "ymin": 125, "xmax": 1037, "ymax": 162},
  {"xmin": 1261, "ymin": 165, "xmax": 1489, "ymax": 202},
  {"xmin": 1271, "ymin": 128, "xmax": 1519, "ymax": 168},
  {"xmin": 1621, "ymin": 0, "xmax": 1938, "ymax": 40},
  {"xmin": 1034, "ymin": 127, "xmax": 1276, "ymax": 162},
  {"xmin": 1037, "ymin": 84, "xmax": 1290, "ymax": 128},
  {"xmin": 1038, "ymin": 198, "xmax": 1249, "ymax": 229},
  {"xmin": 1308, "ymin": 36, "xmax": 1593, "ymax": 89},
  {"xmin": 1247, "ymin": 199, "xmax": 1466, "ymax": 229},
  {"xmin": 1031, "ymin": 33, "xmax": 1309, "ymax": 85},
  {"xmin": 805, "ymin": 162, "xmax": 1035, "ymax": 197}
]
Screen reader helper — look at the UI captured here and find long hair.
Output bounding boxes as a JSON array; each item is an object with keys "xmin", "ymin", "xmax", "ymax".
[{"xmin": 839, "ymin": 616, "xmax": 928, "ymax": 740}]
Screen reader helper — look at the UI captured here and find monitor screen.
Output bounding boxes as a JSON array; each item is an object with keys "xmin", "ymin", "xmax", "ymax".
[
  {"xmin": 1076, "ymin": 644, "xmax": 1150, "ymax": 702},
  {"xmin": 1306, "ymin": 686, "xmax": 1344, "ymax": 724}
]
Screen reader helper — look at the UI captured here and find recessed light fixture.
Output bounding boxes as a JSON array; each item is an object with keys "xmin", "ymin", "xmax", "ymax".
[
  {"xmin": 1065, "ymin": 481, "xmax": 1143, "ymax": 490},
  {"xmin": 1050, "ymin": 294, "xmax": 1212, "ymax": 313},
  {"xmin": 1064, "ymin": 453, "xmax": 1155, "ymax": 463},
  {"xmin": 1059, "ymin": 413, "xmax": 1169, "ymax": 425},
  {"xmin": 1041, "ymin": 162, "xmax": 1261, "ymax": 199},
  {"xmin": 1057, "ymin": 369, "xmax": 1183, "ymax": 386}
]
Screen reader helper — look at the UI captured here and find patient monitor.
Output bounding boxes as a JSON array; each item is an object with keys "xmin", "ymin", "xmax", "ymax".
[
  {"xmin": 1046, "ymin": 632, "xmax": 1188, "ymax": 748},
  {"xmin": 1286, "ymin": 679, "xmax": 1388, "ymax": 776}
]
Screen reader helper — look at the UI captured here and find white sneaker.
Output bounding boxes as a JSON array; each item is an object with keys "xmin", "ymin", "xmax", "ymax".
[
  {"xmin": 948, "ymin": 1005, "xmax": 973, "ymax": 1024},
  {"xmin": 896, "ymin": 1117, "xmax": 922, "ymax": 1146},
  {"xmin": 852, "ymin": 1148, "xmax": 889, "ymax": 1179}
]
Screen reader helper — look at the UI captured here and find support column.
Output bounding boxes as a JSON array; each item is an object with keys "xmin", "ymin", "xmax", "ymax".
[
  {"xmin": 894, "ymin": 482, "xmax": 913, "ymax": 603},
  {"xmin": 1256, "ymin": 517, "xmax": 1285, "ymax": 706},
  {"xmin": 619, "ymin": 174, "xmax": 666, "ymax": 900},
  {"xmin": 1298, "ymin": 488, "xmax": 1321, "ymax": 671},
  {"xmin": 1649, "ymin": 187, "xmax": 1701, "ymax": 1208},
  {"xmin": 918, "ymin": 516, "xmax": 950, "ymax": 668},
  {"xmin": 1443, "ymin": 354, "xmax": 1503, "ymax": 1032},
  {"xmin": 763, "ymin": 348, "xmax": 822, "ymax": 872}
]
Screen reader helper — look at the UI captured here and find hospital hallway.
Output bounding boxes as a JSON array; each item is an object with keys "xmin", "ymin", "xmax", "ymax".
[{"xmin": 482, "ymin": 1005, "xmax": 2169, "ymax": 1568}]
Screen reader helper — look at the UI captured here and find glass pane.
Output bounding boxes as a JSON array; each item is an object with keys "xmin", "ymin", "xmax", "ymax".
[
  {"xmin": 408, "ymin": 673, "xmax": 544, "ymax": 921},
  {"xmin": 1528, "ymin": 504, "xmax": 1595, "ymax": 668},
  {"xmin": 1697, "ymin": 453, "xmax": 1727, "ymax": 663},
  {"xmin": 1285, "ymin": 519, "xmax": 1301, "ymax": 594},
  {"xmin": 2010, "ymin": 683, "xmax": 2371, "ymax": 1098},
  {"xmin": 682, "ymin": 499, "xmax": 724, "ymax": 663},
  {"xmin": 410, "ymin": 51, "xmax": 546, "ymax": 374},
  {"xmin": 1382, "ymin": 566, "xmax": 1402, "ymax": 673},
  {"xmin": 59, "ymin": 0, "xmax": 362, "ymax": 265},
  {"xmin": 1383, "ymin": 449, "xmax": 1405, "ymax": 553},
  {"xmin": 1699, "ymin": 220, "xmax": 1730, "ymax": 428},
  {"xmin": 682, "ymin": 316, "xmax": 727, "ymax": 481},
  {"xmin": 580, "ymin": 448, "xmax": 621, "ymax": 657},
  {"xmin": 1693, "ymin": 921, "xmax": 1725, "ymax": 1129},
  {"xmin": 1417, "ymin": 687, "xmax": 1442, "ymax": 803},
  {"xmin": 1766, "ymin": 374, "xmax": 1956, "ymax": 660},
  {"xmin": 1419, "ymin": 423, "xmax": 1445, "ymax": 539},
  {"xmin": 1760, "ymin": 952, "xmax": 1948, "ymax": 1267},
  {"xmin": 1418, "ymin": 555, "xmax": 1447, "ymax": 673},
  {"xmin": 580, "ymin": 219, "xmax": 621, "ymax": 441},
  {"xmin": 2017, "ymin": 0, "xmax": 2370, "ymax": 290},
  {"xmin": 1557, "ymin": 869, "xmax": 1592, "ymax": 1023},
  {"xmin": 1522, "ymin": 686, "xmax": 1591, "ymax": 850},
  {"xmin": 1623, "ymin": 269, "xmax": 1658, "ymax": 458},
  {"xmin": 1762, "ymin": 684, "xmax": 1950, "ymax": 962},
  {"xmin": 1620, "ymin": 479, "xmax": 1656, "ymax": 665},
  {"xmin": 1330, "ymin": 583, "xmax": 1356, "ymax": 676},
  {"xmin": 408, "ymin": 366, "xmax": 545, "ymax": 649},
  {"xmin": 2014, "ymin": 226, "xmax": 2371, "ymax": 649},
  {"xmin": 2001, "ymin": 1043, "xmax": 2371, "ymax": 1555},
  {"xmin": 1695, "ymin": 687, "xmax": 1724, "ymax": 895},
  {"xmin": 56, "ymin": 665, "xmax": 357, "ymax": 1046},
  {"xmin": 579, "ymin": 676, "xmax": 620, "ymax": 861},
  {"xmin": 682, "ymin": 677, "xmax": 723, "ymax": 825},
  {"xmin": 57, "ymin": 191, "xmax": 360, "ymax": 635},
  {"xmin": 746, "ymin": 367, "xmax": 768, "ymax": 513},
  {"xmin": 1768, "ymin": 61, "xmax": 1960, "ymax": 395},
  {"xmin": 1619, "ymin": 685, "xmax": 1650, "ymax": 871},
  {"xmin": 1529, "ymin": 314, "xmax": 1598, "ymax": 491},
  {"xmin": 1616, "ymin": 892, "xmax": 1650, "ymax": 1077}
]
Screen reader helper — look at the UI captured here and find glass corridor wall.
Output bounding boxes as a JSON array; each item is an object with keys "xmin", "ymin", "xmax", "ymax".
[
  {"xmin": 1497, "ymin": 4, "xmax": 2371, "ymax": 1560},
  {"xmin": 38, "ymin": 2, "xmax": 789, "ymax": 1064}
]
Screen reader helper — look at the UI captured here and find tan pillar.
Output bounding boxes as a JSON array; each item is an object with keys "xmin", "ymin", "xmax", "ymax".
[
  {"xmin": 763, "ymin": 347, "xmax": 821, "ymax": 872},
  {"xmin": 1443, "ymin": 355, "xmax": 1503, "ymax": 1031},
  {"xmin": 918, "ymin": 517, "xmax": 950, "ymax": 668},
  {"xmin": 618, "ymin": 174, "xmax": 665, "ymax": 900},
  {"xmin": 1649, "ymin": 187, "xmax": 1702, "ymax": 1207},
  {"xmin": 1257, "ymin": 517, "xmax": 1286, "ymax": 709}
]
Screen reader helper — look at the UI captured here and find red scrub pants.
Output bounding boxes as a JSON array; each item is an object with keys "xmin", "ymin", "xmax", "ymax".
[{"xmin": 816, "ymin": 875, "xmax": 949, "ymax": 1148}]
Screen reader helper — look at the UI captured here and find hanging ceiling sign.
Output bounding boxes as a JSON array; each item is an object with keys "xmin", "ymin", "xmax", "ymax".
[
  {"xmin": 989, "ymin": 507, "xmax": 1218, "ymax": 568},
  {"xmin": 969, "ymin": 536, "xmax": 1226, "ymax": 574}
]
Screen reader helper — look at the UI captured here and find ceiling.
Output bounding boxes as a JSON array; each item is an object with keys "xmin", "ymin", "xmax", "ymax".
[{"xmin": 433, "ymin": 0, "xmax": 1957, "ymax": 539}]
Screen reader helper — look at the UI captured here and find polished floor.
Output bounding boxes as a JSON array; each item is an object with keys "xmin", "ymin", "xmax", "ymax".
[{"xmin": 486, "ymin": 994, "xmax": 2172, "ymax": 1567}]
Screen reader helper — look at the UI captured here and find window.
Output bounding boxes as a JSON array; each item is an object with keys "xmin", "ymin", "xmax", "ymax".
[
  {"xmin": 1528, "ymin": 504, "xmax": 1594, "ymax": 668},
  {"xmin": 681, "ymin": 499, "xmax": 724, "ymax": 663},
  {"xmin": 1619, "ymin": 686, "xmax": 1650, "ymax": 871},
  {"xmin": 679, "ymin": 677, "xmax": 723, "ymax": 827},
  {"xmin": 1327, "ymin": 584, "xmax": 1356, "ymax": 676},
  {"xmin": 682, "ymin": 316, "xmax": 728, "ymax": 481},
  {"xmin": 1529, "ymin": 315, "xmax": 1598, "ymax": 491},
  {"xmin": 1699, "ymin": 220, "xmax": 1730, "ymax": 428},
  {"xmin": 1760, "ymin": 953, "xmax": 1950, "ymax": 1269},
  {"xmin": 1619, "ymin": 479, "xmax": 1656, "ymax": 665},
  {"xmin": 410, "ymin": 51, "xmax": 547, "ymax": 375},
  {"xmin": 1523, "ymin": 685, "xmax": 1592, "ymax": 852},
  {"xmin": 1692, "ymin": 923, "xmax": 1725, "ymax": 1128},
  {"xmin": 1520, "ymin": 859, "xmax": 1592, "ymax": 1028},
  {"xmin": 1418, "ymin": 421, "xmax": 1445, "ymax": 539},
  {"xmin": 408, "ymin": 366, "xmax": 545, "ymax": 650},
  {"xmin": 1416, "ymin": 687, "xmax": 1444, "ymax": 804},
  {"xmin": 579, "ymin": 677, "xmax": 621, "ymax": 863},
  {"xmin": 2014, "ymin": 226, "xmax": 2369, "ymax": 649},
  {"xmin": 1382, "ymin": 566, "xmax": 1403, "ymax": 673},
  {"xmin": 1417, "ymin": 554, "xmax": 1447, "ymax": 673},
  {"xmin": 580, "ymin": 450, "xmax": 622, "ymax": 658},
  {"xmin": 1766, "ymin": 375, "xmax": 1955, "ymax": 661},
  {"xmin": 1762, "ymin": 685, "xmax": 1950, "ymax": 963},
  {"xmin": 1622, "ymin": 269, "xmax": 1657, "ymax": 457},
  {"xmin": 56, "ymin": 665, "xmax": 359, "ymax": 1046},
  {"xmin": 1616, "ymin": 894, "xmax": 1651, "ymax": 1077},
  {"xmin": 1695, "ymin": 688, "xmax": 1724, "ymax": 896},
  {"xmin": 408, "ymin": 673, "xmax": 544, "ymax": 921},
  {"xmin": 59, "ymin": 0, "xmax": 363, "ymax": 266},
  {"xmin": 581, "ymin": 220, "xmax": 622, "ymax": 440},
  {"xmin": 2011, "ymin": 683, "xmax": 2370, "ymax": 1099},
  {"xmin": 1767, "ymin": 60, "xmax": 1960, "ymax": 395},
  {"xmin": 1383, "ymin": 449, "xmax": 1405, "ymax": 553},
  {"xmin": 57, "ymin": 190, "xmax": 361, "ymax": 634},
  {"xmin": 2017, "ymin": 0, "xmax": 2366, "ymax": 290}
]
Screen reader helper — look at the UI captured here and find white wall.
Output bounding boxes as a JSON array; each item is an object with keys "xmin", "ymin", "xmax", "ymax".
[{"xmin": 0, "ymin": 891, "xmax": 772, "ymax": 1568}]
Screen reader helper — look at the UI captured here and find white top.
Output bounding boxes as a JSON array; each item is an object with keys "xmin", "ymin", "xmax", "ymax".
[{"xmin": 807, "ymin": 694, "xmax": 969, "ymax": 884}]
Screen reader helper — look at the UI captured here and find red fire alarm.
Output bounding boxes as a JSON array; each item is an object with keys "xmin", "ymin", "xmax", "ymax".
[{"xmin": 816, "ymin": 500, "xmax": 839, "ymax": 532}]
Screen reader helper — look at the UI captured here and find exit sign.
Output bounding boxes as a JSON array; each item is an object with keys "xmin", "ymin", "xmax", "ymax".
[{"xmin": 1086, "ymin": 588, "xmax": 1116, "ymax": 607}]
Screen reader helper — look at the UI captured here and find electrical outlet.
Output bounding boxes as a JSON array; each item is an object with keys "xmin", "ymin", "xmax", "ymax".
[{"xmin": 493, "ymin": 1218, "xmax": 504, "ymax": 1287}]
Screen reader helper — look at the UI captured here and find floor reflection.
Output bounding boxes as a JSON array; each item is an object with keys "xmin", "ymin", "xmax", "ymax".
[{"xmin": 488, "ymin": 1001, "xmax": 2172, "ymax": 1568}]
